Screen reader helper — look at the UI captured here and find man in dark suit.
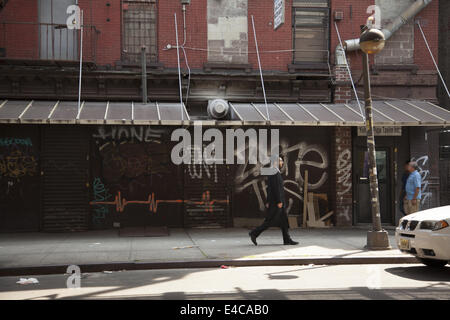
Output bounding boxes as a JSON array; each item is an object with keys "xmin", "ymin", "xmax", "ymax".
[{"xmin": 249, "ymin": 156, "xmax": 298, "ymax": 245}]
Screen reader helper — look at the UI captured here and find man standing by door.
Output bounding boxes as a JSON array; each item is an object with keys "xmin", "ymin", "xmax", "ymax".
[
  {"xmin": 404, "ymin": 161, "xmax": 422, "ymax": 215},
  {"xmin": 249, "ymin": 156, "xmax": 298, "ymax": 246}
]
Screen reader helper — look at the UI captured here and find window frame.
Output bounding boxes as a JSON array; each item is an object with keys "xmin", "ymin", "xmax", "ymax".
[
  {"xmin": 120, "ymin": 0, "xmax": 158, "ymax": 65},
  {"xmin": 292, "ymin": 0, "xmax": 330, "ymax": 67}
]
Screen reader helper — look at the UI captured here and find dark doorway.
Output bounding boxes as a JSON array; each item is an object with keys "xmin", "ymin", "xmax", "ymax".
[{"xmin": 354, "ymin": 147, "xmax": 392, "ymax": 224}]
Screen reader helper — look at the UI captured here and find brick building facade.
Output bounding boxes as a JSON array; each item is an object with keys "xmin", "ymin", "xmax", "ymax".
[{"xmin": 0, "ymin": 0, "xmax": 447, "ymax": 232}]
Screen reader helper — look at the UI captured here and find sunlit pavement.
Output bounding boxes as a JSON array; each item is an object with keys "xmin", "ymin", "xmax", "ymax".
[
  {"xmin": 0, "ymin": 228, "xmax": 412, "ymax": 271},
  {"xmin": 0, "ymin": 264, "xmax": 449, "ymax": 300}
]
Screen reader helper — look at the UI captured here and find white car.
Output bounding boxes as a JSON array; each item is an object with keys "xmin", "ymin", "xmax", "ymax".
[{"xmin": 395, "ymin": 205, "xmax": 450, "ymax": 268}]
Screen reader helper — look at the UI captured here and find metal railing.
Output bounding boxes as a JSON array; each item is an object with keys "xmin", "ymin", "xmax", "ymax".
[{"xmin": 0, "ymin": 21, "xmax": 99, "ymax": 63}]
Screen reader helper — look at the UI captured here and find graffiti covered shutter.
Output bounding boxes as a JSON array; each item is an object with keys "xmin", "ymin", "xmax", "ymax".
[
  {"xmin": 42, "ymin": 126, "xmax": 89, "ymax": 231},
  {"xmin": 0, "ymin": 125, "xmax": 40, "ymax": 231},
  {"xmin": 184, "ymin": 143, "xmax": 231, "ymax": 227}
]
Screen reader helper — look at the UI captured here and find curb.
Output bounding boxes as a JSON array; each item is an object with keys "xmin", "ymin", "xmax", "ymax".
[{"xmin": 0, "ymin": 256, "xmax": 419, "ymax": 277}]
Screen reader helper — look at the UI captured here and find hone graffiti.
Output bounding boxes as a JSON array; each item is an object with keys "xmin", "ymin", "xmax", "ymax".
[{"xmin": 93, "ymin": 126, "xmax": 166, "ymax": 143}]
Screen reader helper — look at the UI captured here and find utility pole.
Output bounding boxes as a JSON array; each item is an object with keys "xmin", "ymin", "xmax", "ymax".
[
  {"xmin": 141, "ymin": 46, "xmax": 147, "ymax": 103},
  {"xmin": 359, "ymin": 25, "xmax": 391, "ymax": 250}
]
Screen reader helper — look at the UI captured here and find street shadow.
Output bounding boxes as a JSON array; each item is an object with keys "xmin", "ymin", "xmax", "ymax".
[
  {"xmin": 267, "ymin": 274, "xmax": 298, "ymax": 280},
  {"xmin": 2, "ymin": 265, "xmax": 449, "ymax": 300},
  {"xmin": 59, "ymin": 286, "xmax": 450, "ymax": 300},
  {"xmin": 385, "ymin": 265, "xmax": 450, "ymax": 282},
  {"xmin": 265, "ymin": 265, "xmax": 330, "ymax": 281}
]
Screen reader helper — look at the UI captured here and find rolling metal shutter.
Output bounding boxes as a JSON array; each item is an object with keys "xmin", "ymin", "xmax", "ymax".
[
  {"xmin": 41, "ymin": 126, "xmax": 89, "ymax": 232},
  {"xmin": 183, "ymin": 143, "xmax": 231, "ymax": 228}
]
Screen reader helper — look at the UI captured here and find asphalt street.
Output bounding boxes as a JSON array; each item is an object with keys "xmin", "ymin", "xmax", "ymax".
[{"xmin": 0, "ymin": 263, "xmax": 449, "ymax": 300}]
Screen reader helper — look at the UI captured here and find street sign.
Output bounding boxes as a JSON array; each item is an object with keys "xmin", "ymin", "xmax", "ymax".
[
  {"xmin": 357, "ymin": 126, "xmax": 402, "ymax": 136},
  {"xmin": 274, "ymin": 0, "xmax": 285, "ymax": 30}
]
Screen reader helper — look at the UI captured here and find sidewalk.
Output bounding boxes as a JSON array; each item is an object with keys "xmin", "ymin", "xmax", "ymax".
[{"xmin": 0, "ymin": 228, "xmax": 417, "ymax": 276}]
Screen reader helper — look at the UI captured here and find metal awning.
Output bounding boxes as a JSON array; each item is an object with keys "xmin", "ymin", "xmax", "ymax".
[
  {"xmin": 0, "ymin": 100, "xmax": 190, "ymax": 125},
  {"xmin": 0, "ymin": 99, "xmax": 449, "ymax": 126},
  {"xmin": 229, "ymin": 101, "xmax": 450, "ymax": 127}
]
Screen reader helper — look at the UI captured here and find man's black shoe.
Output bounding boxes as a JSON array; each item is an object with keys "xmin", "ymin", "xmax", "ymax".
[
  {"xmin": 249, "ymin": 232, "xmax": 257, "ymax": 246},
  {"xmin": 284, "ymin": 240, "xmax": 299, "ymax": 245}
]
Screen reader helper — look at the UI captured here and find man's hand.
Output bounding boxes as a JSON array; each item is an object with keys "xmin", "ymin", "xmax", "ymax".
[
  {"xmin": 412, "ymin": 199, "xmax": 417, "ymax": 205},
  {"xmin": 277, "ymin": 202, "xmax": 283, "ymax": 208},
  {"xmin": 265, "ymin": 203, "xmax": 269, "ymax": 209}
]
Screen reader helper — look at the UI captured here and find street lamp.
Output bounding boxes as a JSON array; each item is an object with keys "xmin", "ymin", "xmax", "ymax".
[{"xmin": 359, "ymin": 25, "xmax": 391, "ymax": 250}]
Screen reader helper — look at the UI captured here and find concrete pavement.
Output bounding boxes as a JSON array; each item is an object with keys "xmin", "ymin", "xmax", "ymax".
[
  {"xmin": 1, "ymin": 264, "xmax": 449, "ymax": 300},
  {"xmin": 0, "ymin": 228, "xmax": 418, "ymax": 276}
]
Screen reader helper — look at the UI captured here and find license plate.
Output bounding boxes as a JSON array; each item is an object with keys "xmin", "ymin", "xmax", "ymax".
[{"xmin": 399, "ymin": 238, "xmax": 410, "ymax": 250}]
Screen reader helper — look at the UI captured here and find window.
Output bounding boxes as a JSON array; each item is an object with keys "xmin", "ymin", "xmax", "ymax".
[
  {"xmin": 293, "ymin": 0, "xmax": 329, "ymax": 64},
  {"xmin": 122, "ymin": 0, "xmax": 157, "ymax": 64},
  {"xmin": 39, "ymin": 0, "xmax": 78, "ymax": 60}
]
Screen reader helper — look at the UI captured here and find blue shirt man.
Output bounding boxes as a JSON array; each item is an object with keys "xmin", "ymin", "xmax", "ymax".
[{"xmin": 405, "ymin": 170, "xmax": 421, "ymax": 200}]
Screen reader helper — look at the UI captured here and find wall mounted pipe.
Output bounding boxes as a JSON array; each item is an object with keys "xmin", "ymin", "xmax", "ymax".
[{"xmin": 335, "ymin": 0, "xmax": 433, "ymax": 64}]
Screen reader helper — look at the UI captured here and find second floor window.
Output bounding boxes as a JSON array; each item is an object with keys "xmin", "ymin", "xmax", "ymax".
[
  {"xmin": 122, "ymin": 0, "xmax": 157, "ymax": 64},
  {"xmin": 293, "ymin": 0, "xmax": 329, "ymax": 65}
]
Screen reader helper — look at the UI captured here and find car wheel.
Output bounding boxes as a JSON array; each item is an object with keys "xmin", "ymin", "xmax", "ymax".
[{"xmin": 418, "ymin": 258, "xmax": 448, "ymax": 268}]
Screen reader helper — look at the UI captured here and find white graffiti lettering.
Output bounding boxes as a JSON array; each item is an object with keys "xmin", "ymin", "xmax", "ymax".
[{"xmin": 411, "ymin": 155, "xmax": 432, "ymax": 205}]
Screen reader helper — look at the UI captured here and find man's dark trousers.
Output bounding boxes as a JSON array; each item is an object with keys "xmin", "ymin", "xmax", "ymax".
[
  {"xmin": 251, "ymin": 206, "xmax": 291, "ymax": 243},
  {"xmin": 250, "ymin": 170, "xmax": 292, "ymax": 243}
]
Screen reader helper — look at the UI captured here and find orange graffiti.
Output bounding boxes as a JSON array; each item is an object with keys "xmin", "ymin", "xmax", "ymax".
[
  {"xmin": 89, "ymin": 190, "xmax": 229, "ymax": 213},
  {"xmin": 0, "ymin": 150, "xmax": 37, "ymax": 178}
]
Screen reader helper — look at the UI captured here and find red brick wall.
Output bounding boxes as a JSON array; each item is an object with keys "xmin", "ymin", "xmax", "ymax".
[
  {"xmin": 0, "ymin": 0, "xmax": 440, "ymax": 71},
  {"xmin": 331, "ymin": 0, "xmax": 375, "ymax": 71},
  {"xmin": 414, "ymin": 0, "xmax": 439, "ymax": 70},
  {"xmin": 248, "ymin": 0, "xmax": 293, "ymax": 72},
  {"xmin": 0, "ymin": 0, "xmax": 38, "ymax": 59},
  {"xmin": 158, "ymin": 0, "xmax": 207, "ymax": 69},
  {"xmin": 334, "ymin": 65, "xmax": 352, "ymax": 103},
  {"xmin": 331, "ymin": 0, "xmax": 439, "ymax": 71},
  {"xmin": 78, "ymin": 0, "xmax": 121, "ymax": 66}
]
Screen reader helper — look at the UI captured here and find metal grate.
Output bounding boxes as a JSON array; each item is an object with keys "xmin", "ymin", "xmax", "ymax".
[
  {"xmin": 41, "ymin": 126, "xmax": 89, "ymax": 232},
  {"xmin": 183, "ymin": 141, "xmax": 231, "ymax": 228},
  {"xmin": 122, "ymin": 0, "xmax": 157, "ymax": 64}
]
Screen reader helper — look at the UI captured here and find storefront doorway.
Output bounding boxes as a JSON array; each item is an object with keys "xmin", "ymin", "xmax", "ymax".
[{"xmin": 354, "ymin": 147, "xmax": 392, "ymax": 224}]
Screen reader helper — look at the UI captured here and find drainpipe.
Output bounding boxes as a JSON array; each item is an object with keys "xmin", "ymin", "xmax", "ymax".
[{"xmin": 335, "ymin": 0, "xmax": 433, "ymax": 63}]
